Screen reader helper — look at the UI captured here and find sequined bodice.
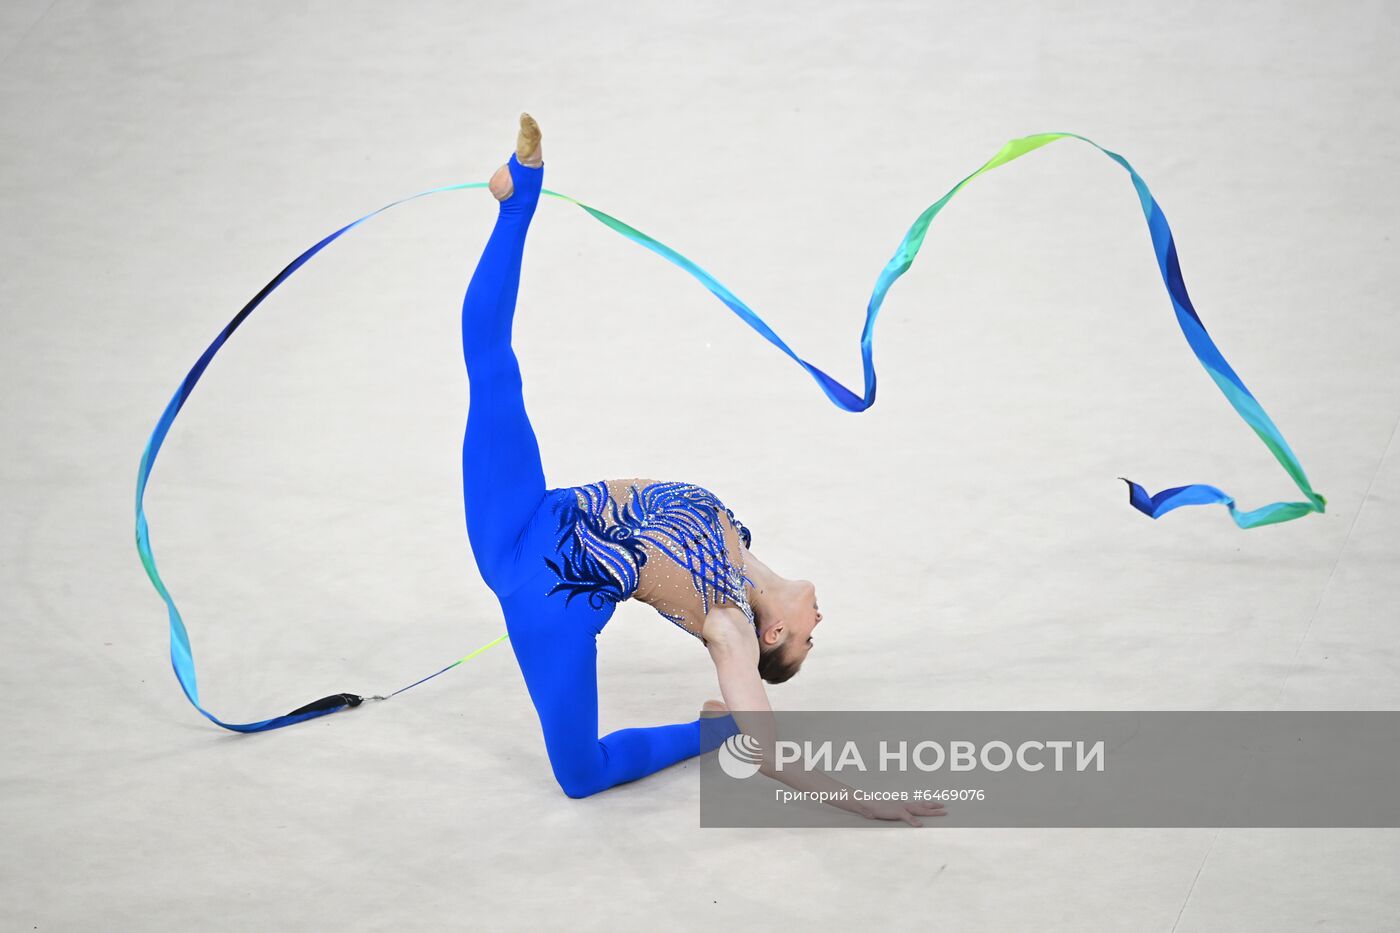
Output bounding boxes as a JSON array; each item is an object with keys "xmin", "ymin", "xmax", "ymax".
[{"xmin": 544, "ymin": 479, "xmax": 755, "ymax": 638}]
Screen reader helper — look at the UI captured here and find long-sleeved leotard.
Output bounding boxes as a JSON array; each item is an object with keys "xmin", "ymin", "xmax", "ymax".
[{"xmin": 460, "ymin": 152, "xmax": 743, "ymax": 798}]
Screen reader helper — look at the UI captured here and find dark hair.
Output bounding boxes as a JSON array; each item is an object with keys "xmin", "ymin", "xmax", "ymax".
[{"xmin": 758, "ymin": 642, "xmax": 802, "ymax": 685}]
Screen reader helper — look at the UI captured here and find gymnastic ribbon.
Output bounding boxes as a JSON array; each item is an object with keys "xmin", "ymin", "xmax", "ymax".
[{"xmin": 136, "ymin": 132, "xmax": 1324, "ymax": 732}]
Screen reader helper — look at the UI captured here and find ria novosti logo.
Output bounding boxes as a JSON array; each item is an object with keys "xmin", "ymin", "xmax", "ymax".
[
  {"xmin": 718, "ymin": 733, "xmax": 764, "ymax": 779},
  {"xmin": 718, "ymin": 736, "xmax": 1106, "ymax": 779}
]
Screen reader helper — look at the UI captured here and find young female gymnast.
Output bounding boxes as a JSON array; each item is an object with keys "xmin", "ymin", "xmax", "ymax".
[{"xmin": 462, "ymin": 114, "xmax": 944, "ymax": 825}]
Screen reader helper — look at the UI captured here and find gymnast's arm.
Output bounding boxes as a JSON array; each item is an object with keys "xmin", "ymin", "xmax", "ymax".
[{"xmin": 702, "ymin": 607, "xmax": 945, "ymax": 826}]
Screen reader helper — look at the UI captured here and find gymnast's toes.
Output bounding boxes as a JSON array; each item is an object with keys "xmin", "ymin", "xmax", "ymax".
[
  {"xmin": 490, "ymin": 113, "xmax": 542, "ymax": 201},
  {"xmin": 517, "ymin": 112, "xmax": 543, "ymax": 167}
]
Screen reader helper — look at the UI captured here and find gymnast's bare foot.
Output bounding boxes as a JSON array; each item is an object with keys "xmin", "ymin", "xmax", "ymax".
[
  {"xmin": 489, "ymin": 112, "xmax": 543, "ymax": 201},
  {"xmin": 701, "ymin": 699, "xmax": 729, "ymax": 718}
]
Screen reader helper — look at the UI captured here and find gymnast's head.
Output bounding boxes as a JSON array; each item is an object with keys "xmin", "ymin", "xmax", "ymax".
[{"xmin": 754, "ymin": 578, "xmax": 822, "ymax": 684}]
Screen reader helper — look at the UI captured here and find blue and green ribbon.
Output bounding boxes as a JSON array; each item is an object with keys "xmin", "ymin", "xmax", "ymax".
[{"xmin": 136, "ymin": 132, "xmax": 1325, "ymax": 732}]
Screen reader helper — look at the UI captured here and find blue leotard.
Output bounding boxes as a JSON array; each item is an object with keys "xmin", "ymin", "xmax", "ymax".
[
  {"xmin": 461, "ymin": 153, "xmax": 741, "ymax": 798},
  {"xmin": 547, "ymin": 478, "xmax": 757, "ymax": 636}
]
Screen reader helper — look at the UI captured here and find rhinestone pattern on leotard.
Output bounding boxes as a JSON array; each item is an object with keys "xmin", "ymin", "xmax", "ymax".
[{"xmin": 545, "ymin": 480, "xmax": 754, "ymax": 636}]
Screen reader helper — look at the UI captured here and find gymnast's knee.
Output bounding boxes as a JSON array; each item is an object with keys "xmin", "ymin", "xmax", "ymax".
[
  {"xmin": 553, "ymin": 771, "xmax": 607, "ymax": 800},
  {"xmin": 556, "ymin": 778, "xmax": 602, "ymax": 800},
  {"xmin": 550, "ymin": 756, "xmax": 611, "ymax": 800},
  {"xmin": 462, "ymin": 344, "xmax": 524, "ymax": 390}
]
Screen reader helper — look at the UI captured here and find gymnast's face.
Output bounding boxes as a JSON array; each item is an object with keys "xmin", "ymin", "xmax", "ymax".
[{"xmin": 757, "ymin": 580, "xmax": 822, "ymax": 683}]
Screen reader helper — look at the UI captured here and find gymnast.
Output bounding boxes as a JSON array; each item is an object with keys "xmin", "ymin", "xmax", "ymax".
[{"xmin": 461, "ymin": 114, "xmax": 944, "ymax": 825}]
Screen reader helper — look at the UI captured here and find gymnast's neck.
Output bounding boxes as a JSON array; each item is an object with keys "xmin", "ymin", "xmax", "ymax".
[{"xmin": 745, "ymin": 554, "xmax": 794, "ymax": 632}]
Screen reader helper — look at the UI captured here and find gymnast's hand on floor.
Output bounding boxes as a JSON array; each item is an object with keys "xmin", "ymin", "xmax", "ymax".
[{"xmin": 862, "ymin": 799, "xmax": 948, "ymax": 828}]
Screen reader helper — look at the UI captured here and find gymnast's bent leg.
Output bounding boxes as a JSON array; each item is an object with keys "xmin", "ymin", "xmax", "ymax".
[
  {"xmin": 461, "ymin": 149, "xmax": 735, "ymax": 798},
  {"xmin": 499, "ymin": 581, "xmax": 733, "ymax": 798}
]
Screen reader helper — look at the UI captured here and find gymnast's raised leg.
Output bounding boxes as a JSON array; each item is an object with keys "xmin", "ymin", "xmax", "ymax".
[{"xmin": 460, "ymin": 115, "xmax": 735, "ymax": 798}]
